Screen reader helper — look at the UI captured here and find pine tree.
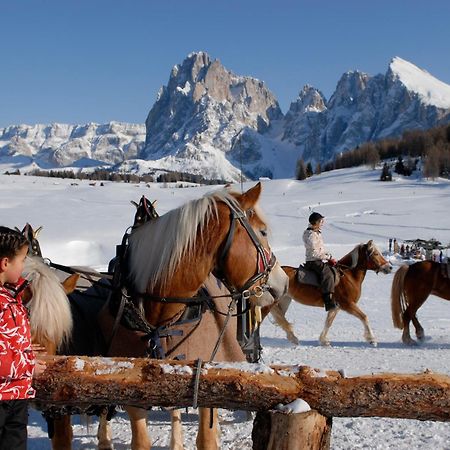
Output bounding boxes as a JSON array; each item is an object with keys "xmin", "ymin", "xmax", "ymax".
[{"xmin": 296, "ymin": 158, "xmax": 307, "ymax": 180}]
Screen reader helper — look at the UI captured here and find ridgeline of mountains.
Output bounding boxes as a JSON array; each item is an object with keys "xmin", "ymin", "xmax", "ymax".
[{"xmin": 1, "ymin": 53, "xmax": 450, "ymax": 182}]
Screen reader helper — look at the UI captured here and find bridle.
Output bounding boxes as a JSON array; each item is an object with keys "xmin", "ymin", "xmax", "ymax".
[
  {"xmin": 364, "ymin": 244, "xmax": 390, "ymax": 274},
  {"xmin": 214, "ymin": 203, "xmax": 277, "ymax": 299}
]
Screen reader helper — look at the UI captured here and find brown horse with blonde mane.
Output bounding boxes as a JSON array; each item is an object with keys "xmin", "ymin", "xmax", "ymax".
[
  {"xmin": 391, "ymin": 260, "xmax": 450, "ymax": 345},
  {"xmin": 270, "ymin": 240, "xmax": 392, "ymax": 346},
  {"xmin": 36, "ymin": 183, "xmax": 288, "ymax": 450}
]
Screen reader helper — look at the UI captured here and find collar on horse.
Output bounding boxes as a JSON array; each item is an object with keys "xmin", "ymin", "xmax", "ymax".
[{"xmin": 109, "ymin": 199, "xmax": 276, "ymax": 361}]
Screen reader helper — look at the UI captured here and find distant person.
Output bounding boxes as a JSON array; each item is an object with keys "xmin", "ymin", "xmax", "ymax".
[
  {"xmin": 393, "ymin": 239, "xmax": 399, "ymax": 254},
  {"xmin": 400, "ymin": 244, "xmax": 405, "ymax": 257},
  {"xmin": 440, "ymin": 250, "xmax": 443, "ymax": 263},
  {"xmin": 0, "ymin": 226, "xmax": 47, "ymax": 450},
  {"xmin": 303, "ymin": 212, "xmax": 337, "ymax": 311},
  {"xmin": 405, "ymin": 245, "xmax": 410, "ymax": 257},
  {"xmin": 389, "ymin": 238, "xmax": 392, "ymax": 253}
]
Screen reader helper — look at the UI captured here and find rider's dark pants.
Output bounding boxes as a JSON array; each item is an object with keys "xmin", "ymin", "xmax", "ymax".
[{"xmin": 305, "ymin": 260, "xmax": 335, "ymax": 294}]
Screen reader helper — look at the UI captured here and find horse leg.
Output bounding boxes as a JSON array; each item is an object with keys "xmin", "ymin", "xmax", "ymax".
[
  {"xmin": 97, "ymin": 412, "xmax": 114, "ymax": 450},
  {"xmin": 412, "ymin": 315, "xmax": 425, "ymax": 341},
  {"xmin": 342, "ymin": 304, "xmax": 377, "ymax": 346},
  {"xmin": 51, "ymin": 416, "xmax": 73, "ymax": 450},
  {"xmin": 402, "ymin": 293, "xmax": 428, "ymax": 345},
  {"xmin": 196, "ymin": 408, "xmax": 220, "ymax": 450},
  {"xmin": 319, "ymin": 308, "xmax": 339, "ymax": 346},
  {"xmin": 401, "ymin": 315, "xmax": 415, "ymax": 345},
  {"xmin": 269, "ymin": 296, "xmax": 299, "ymax": 345},
  {"xmin": 170, "ymin": 409, "xmax": 184, "ymax": 450},
  {"xmin": 125, "ymin": 406, "xmax": 151, "ymax": 450}
]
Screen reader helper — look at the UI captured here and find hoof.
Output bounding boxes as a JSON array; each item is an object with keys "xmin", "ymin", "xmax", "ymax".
[
  {"xmin": 369, "ymin": 340, "xmax": 378, "ymax": 347},
  {"xmin": 319, "ymin": 340, "xmax": 331, "ymax": 347},
  {"xmin": 287, "ymin": 333, "xmax": 299, "ymax": 345},
  {"xmin": 403, "ymin": 337, "xmax": 417, "ymax": 346}
]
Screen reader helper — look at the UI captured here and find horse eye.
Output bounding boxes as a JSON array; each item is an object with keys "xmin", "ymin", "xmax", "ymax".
[{"xmin": 260, "ymin": 229, "xmax": 267, "ymax": 237}]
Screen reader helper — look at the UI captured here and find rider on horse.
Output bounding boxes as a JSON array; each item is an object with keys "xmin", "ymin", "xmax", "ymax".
[{"xmin": 303, "ymin": 212, "xmax": 337, "ymax": 311}]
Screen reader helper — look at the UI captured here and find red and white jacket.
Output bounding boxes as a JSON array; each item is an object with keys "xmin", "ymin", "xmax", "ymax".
[{"xmin": 0, "ymin": 282, "xmax": 35, "ymax": 401}]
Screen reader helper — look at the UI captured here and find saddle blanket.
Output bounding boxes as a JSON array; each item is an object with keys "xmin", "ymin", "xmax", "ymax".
[{"xmin": 296, "ymin": 265, "xmax": 340, "ymax": 288}]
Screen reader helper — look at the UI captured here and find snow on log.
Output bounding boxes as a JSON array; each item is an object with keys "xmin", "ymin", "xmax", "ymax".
[{"xmin": 33, "ymin": 356, "xmax": 450, "ymax": 421}]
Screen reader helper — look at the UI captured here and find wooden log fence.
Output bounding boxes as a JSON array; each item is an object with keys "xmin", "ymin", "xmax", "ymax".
[{"xmin": 33, "ymin": 356, "xmax": 450, "ymax": 449}]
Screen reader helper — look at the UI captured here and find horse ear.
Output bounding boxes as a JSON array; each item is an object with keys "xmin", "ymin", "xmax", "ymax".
[
  {"xmin": 61, "ymin": 273, "xmax": 80, "ymax": 295},
  {"xmin": 367, "ymin": 240, "xmax": 373, "ymax": 248},
  {"xmin": 34, "ymin": 226, "xmax": 43, "ymax": 237},
  {"xmin": 240, "ymin": 182, "xmax": 262, "ymax": 210},
  {"xmin": 131, "ymin": 200, "xmax": 139, "ymax": 208}
]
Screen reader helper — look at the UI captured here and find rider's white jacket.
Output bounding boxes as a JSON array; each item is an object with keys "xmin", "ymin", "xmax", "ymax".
[{"xmin": 303, "ymin": 228, "xmax": 331, "ymax": 262}]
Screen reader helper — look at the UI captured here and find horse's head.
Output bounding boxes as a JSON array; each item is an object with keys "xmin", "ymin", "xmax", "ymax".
[
  {"xmin": 127, "ymin": 183, "xmax": 288, "ymax": 317},
  {"xmin": 19, "ymin": 223, "xmax": 43, "ymax": 257},
  {"xmin": 353, "ymin": 240, "xmax": 392, "ymax": 274},
  {"xmin": 131, "ymin": 196, "xmax": 159, "ymax": 228},
  {"xmin": 215, "ymin": 183, "xmax": 289, "ymax": 306}
]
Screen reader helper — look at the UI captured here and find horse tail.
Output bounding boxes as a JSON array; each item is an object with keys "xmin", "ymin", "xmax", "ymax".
[
  {"xmin": 391, "ymin": 265, "xmax": 409, "ymax": 329},
  {"xmin": 25, "ymin": 257, "xmax": 73, "ymax": 350}
]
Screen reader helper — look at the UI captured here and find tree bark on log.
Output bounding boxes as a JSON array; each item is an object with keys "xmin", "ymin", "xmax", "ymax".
[
  {"xmin": 33, "ymin": 356, "xmax": 450, "ymax": 422},
  {"xmin": 253, "ymin": 410, "xmax": 332, "ymax": 450}
]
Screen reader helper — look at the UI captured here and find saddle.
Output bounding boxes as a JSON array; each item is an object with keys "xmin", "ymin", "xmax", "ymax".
[{"xmin": 296, "ymin": 264, "xmax": 340, "ymax": 288}]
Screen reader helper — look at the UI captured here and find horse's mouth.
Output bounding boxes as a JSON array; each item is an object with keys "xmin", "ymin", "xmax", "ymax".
[{"xmin": 380, "ymin": 263, "xmax": 393, "ymax": 274}]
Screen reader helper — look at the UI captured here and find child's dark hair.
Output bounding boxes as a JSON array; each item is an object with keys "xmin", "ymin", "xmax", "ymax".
[{"xmin": 0, "ymin": 226, "xmax": 28, "ymax": 259}]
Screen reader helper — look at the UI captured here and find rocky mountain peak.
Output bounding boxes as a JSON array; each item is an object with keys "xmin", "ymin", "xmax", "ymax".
[
  {"xmin": 141, "ymin": 51, "xmax": 282, "ymax": 180},
  {"xmin": 288, "ymin": 85, "xmax": 326, "ymax": 115},
  {"xmin": 386, "ymin": 56, "xmax": 450, "ymax": 109},
  {"xmin": 328, "ymin": 70, "xmax": 370, "ymax": 108}
]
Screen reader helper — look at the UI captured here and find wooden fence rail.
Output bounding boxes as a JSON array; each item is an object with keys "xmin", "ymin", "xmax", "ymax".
[{"xmin": 33, "ymin": 355, "xmax": 450, "ymax": 422}]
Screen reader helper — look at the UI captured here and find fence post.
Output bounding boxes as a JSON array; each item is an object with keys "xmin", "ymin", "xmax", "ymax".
[{"xmin": 252, "ymin": 410, "xmax": 332, "ymax": 450}]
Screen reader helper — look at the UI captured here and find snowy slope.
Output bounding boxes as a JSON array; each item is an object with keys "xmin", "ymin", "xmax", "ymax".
[
  {"xmin": 390, "ymin": 56, "xmax": 450, "ymax": 109},
  {"xmin": 1, "ymin": 166, "xmax": 449, "ymax": 449}
]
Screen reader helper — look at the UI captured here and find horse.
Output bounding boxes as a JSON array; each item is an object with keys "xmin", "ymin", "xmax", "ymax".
[
  {"xmin": 270, "ymin": 240, "xmax": 392, "ymax": 346},
  {"xmin": 391, "ymin": 260, "xmax": 450, "ymax": 345},
  {"xmin": 17, "ymin": 222, "xmax": 43, "ymax": 257},
  {"xmin": 50, "ymin": 182, "xmax": 288, "ymax": 450},
  {"xmin": 22, "ymin": 256, "xmax": 75, "ymax": 355}
]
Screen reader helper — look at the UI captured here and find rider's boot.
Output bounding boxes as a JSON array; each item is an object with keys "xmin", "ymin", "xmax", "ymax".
[{"xmin": 323, "ymin": 292, "xmax": 337, "ymax": 311}]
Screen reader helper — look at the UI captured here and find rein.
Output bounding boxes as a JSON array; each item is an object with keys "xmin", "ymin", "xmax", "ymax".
[
  {"xmin": 214, "ymin": 205, "xmax": 276, "ymax": 294},
  {"xmin": 108, "ymin": 198, "xmax": 274, "ymax": 361}
]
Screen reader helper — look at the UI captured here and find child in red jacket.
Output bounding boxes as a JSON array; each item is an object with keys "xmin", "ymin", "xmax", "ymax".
[{"xmin": 0, "ymin": 226, "xmax": 46, "ymax": 450}]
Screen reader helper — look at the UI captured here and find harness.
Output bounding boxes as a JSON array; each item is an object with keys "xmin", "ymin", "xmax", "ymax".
[{"xmin": 106, "ymin": 200, "xmax": 276, "ymax": 363}]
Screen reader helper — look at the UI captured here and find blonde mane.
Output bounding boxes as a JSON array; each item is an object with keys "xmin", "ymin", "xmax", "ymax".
[
  {"xmin": 127, "ymin": 189, "xmax": 242, "ymax": 292},
  {"xmin": 24, "ymin": 257, "xmax": 73, "ymax": 349}
]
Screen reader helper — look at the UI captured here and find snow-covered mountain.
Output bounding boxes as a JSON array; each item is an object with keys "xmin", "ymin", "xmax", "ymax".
[
  {"xmin": 0, "ymin": 122, "xmax": 146, "ymax": 169},
  {"xmin": 1, "ymin": 54, "xmax": 450, "ymax": 180},
  {"xmin": 140, "ymin": 51, "xmax": 286, "ymax": 181},
  {"xmin": 284, "ymin": 57, "xmax": 450, "ymax": 162}
]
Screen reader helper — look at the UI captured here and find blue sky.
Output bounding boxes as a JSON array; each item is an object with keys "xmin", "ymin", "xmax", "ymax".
[{"xmin": 1, "ymin": 0, "xmax": 449, "ymax": 128}]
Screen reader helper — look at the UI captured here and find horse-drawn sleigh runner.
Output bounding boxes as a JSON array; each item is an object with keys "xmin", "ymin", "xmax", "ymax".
[{"xmin": 21, "ymin": 183, "xmax": 289, "ymax": 450}]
